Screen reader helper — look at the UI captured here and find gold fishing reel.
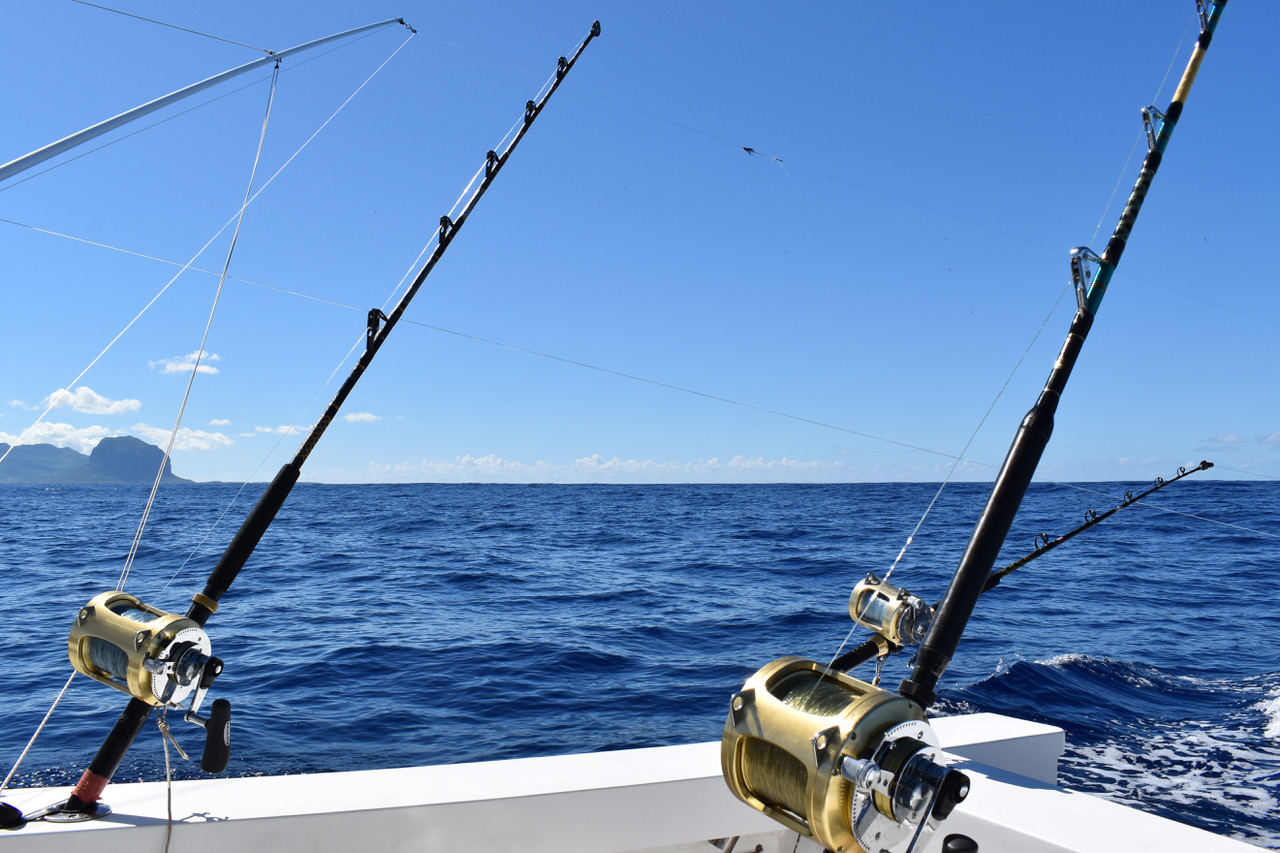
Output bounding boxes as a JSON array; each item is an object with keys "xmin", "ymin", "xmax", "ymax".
[
  {"xmin": 849, "ymin": 573, "xmax": 932, "ymax": 648},
  {"xmin": 68, "ymin": 591, "xmax": 217, "ymax": 708},
  {"xmin": 69, "ymin": 591, "xmax": 232, "ymax": 774},
  {"xmin": 722, "ymin": 657, "xmax": 968, "ymax": 853}
]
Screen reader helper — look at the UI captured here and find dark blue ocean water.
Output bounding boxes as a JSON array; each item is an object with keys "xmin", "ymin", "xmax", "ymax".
[{"xmin": 1, "ymin": 481, "xmax": 1276, "ymax": 846}]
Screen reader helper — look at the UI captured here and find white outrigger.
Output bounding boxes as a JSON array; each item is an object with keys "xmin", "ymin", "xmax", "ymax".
[{"xmin": 1, "ymin": 2, "xmax": 1265, "ymax": 852}]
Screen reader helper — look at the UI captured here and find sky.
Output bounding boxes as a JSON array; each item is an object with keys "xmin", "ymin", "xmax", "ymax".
[{"xmin": 1, "ymin": 1, "xmax": 1276, "ymax": 485}]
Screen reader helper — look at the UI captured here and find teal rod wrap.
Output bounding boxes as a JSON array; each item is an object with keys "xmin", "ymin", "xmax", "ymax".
[{"xmin": 1085, "ymin": 0, "xmax": 1225, "ymax": 316}]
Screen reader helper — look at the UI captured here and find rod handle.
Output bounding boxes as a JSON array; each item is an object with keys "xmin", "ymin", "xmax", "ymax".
[{"xmin": 201, "ymin": 699, "xmax": 231, "ymax": 774}]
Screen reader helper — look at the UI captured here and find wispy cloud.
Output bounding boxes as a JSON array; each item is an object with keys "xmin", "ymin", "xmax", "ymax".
[
  {"xmin": 42, "ymin": 387, "xmax": 141, "ymax": 415},
  {"xmin": 366, "ymin": 454, "xmax": 846, "ymax": 484},
  {"xmin": 150, "ymin": 350, "xmax": 220, "ymax": 375},
  {"xmin": 343, "ymin": 412, "xmax": 381, "ymax": 423},
  {"xmin": 1117, "ymin": 456, "xmax": 1160, "ymax": 468},
  {"xmin": 255, "ymin": 424, "xmax": 310, "ymax": 436},
  {"xmin": 1260, "ymin": 432, "xmax": 1280, "ymax": 447},
  {"xmin": 1209, "ymin": 433, "xmax": 1250, "ymax": 444},
  {"xmin": 209, "ymin": 418, "xmax": 231, "ymax": 426}
]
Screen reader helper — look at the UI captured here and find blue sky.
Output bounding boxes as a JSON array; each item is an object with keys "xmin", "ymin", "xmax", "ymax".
[{"xmin": 2, "ymin": 1, "xmax": 1275, "ymax": 484}]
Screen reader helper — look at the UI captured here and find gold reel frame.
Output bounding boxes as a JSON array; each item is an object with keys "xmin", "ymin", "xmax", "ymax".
[
  {"xmin": 68, "ymin": 591, "xmax": 209, "ymax": 707},
  {"xmin": 720, "ymin": 656, "xmax": 926, "ymax": 853}
]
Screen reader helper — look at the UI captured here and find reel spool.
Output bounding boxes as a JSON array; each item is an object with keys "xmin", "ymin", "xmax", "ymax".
[
  {"xmin": 721, "ymin": 657, "xmax": 968, "ymax": 853},
  {"xmin": 68, "ymin": 591, "xmax": 214, "ymax": 708},
  {"xmin": 849, "ymin": 574, "xmax": 932, "ymax": 647}
]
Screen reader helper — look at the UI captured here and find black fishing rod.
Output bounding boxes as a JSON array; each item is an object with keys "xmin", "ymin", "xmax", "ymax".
[
  {"xmin": 55, "ymin": 21, "xmax": 601, "ymax": 817},
  {"xmin": 831, "ymin": 460, "xmax": 1214, "ymax": 674},
  {"xmin": 898, "ymin": 0, "xmax": 1226, "ymax": 710},
  {"xmin": 719, "ymin": 7, "xmax": 1226, "ymax": 850},
  {"xmin": 982, "ymin": 460, "xmax": 1213, "ymax": 594}
]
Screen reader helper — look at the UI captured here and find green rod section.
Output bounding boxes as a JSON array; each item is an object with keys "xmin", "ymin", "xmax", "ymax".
[{"xmin": 1085, "ymin": 1, "xmax": 1226, "ymax": 315}]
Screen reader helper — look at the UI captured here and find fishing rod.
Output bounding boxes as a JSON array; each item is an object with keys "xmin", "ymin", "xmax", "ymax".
[
  {"xmin": 831, "ymin": 460, "xmax": 1215, "ymax": 674},
  {"xmin": 898, "ymin": 0, "xmax": 1225, "ymax": 711},
  {"xmin": 43, "ymin": 20, "xmax": 601, "ymax": 820},
  {"xmin": 720, "ymin": 4, "xmax": 1226, "ymax": 852},
  {"xmin": 982, "ymin": 460, "xmax": 1213, "ymax": 594}
]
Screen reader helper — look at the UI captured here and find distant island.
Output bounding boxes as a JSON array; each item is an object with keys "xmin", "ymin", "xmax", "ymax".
[{"xmin": 0, "ymin": 436, "xmax": 191, "ymax": 484}]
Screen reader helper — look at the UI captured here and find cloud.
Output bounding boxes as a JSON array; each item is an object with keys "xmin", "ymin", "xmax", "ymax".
[
  {"xmin": 1, "ymin": 421, "xmax": 232, "ymax": 455},
  {"xmin": 0, "ymin": 422, "xmax": 113, "ymax": 454},
  {"xmin": 1260, "ymin": 432, "xmax": 1280, "ymax": 447},
  {"xmin": 42, "ymin": 387, "xmax": 141, "ymax": 415},
  {"xmin": 9, "ymin": 399, "xmax": 34, "ymax": 410},
  {"xmin": 209, "ymin": 418, "xmax": 231, "ymax": 426},
  {"xmin": 1208, "ymin": 433, "xmax": 1249, "ymax": 444},
  {"xmin": 151, "ymin": 351, "xmax": 220, "ymax": 375},
  {"xmin": 343, "ymin": 412, "xmax": 381, "ymax": 423},
  {"xmin": 129, "ymin": 424, "xmax": 234, "ymax": 452},
  {"xmin": 365, "ymin": 454, "xmax": 846, "ymax": 484}
]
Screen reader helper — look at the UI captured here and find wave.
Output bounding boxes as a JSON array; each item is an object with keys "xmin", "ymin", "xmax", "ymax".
[{"xmin": 937, "ymin": 654, "xmax": 1280, "ymax": 848}]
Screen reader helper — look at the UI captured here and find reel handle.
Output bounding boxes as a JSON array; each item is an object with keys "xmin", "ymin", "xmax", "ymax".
[{"xmin": 200, "ymin": 699, "xmax": 231, "ymax": 774}]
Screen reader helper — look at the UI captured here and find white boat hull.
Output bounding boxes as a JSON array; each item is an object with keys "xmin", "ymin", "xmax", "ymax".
[{"xmin": 1, "ymin": 712, "xmax": 1257, "ymax": 852}]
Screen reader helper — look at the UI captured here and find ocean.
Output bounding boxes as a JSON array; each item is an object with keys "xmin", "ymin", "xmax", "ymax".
[{"xmin": 1, "ymin": 480, "xmax": 1276, "ymax": 847}]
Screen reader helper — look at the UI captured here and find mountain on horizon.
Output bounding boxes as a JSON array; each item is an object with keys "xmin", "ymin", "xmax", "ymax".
[{"xmin": 0, "ymin": 436, "xmax": 192, "ymax": 484}]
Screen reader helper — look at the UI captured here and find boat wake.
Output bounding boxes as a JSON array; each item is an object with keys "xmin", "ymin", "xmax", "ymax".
[{"xmin": 936, "ymin": 654, "xmax": 1280, "ymax": 848}]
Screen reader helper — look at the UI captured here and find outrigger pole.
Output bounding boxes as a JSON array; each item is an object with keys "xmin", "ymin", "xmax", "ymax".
[
  {"xmin": 0, "ymin": 18, "xmax": 414, "ymax": 186},
  {"xmin": 898, "ymin": 0, "xmax": 1225, "ymax": 709},
  {"xmin": 61, "ymin": 20, "xmax": 601, "ymax": 814}
]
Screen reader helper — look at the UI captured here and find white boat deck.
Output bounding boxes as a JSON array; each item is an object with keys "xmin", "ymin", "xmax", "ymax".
[{"xmin": 1, "ymin": 713, "xmax": 1258, "ymax": 852}]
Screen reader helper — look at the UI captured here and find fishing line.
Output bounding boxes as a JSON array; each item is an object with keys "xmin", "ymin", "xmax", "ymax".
[
  {"xmin": 819, "ymin": 15, "xmax": 1203, "ymax": 674},
  {"xmin": 577, "ymin": 82, "xmax": 1067, "ymax": 258},
  {"xmin": 117, "ymin": 61, "xmax": 282, "ymax": 593},
  {"xmin": 377, "ymin": 49, "xmax": 578, "ymax": 314},
  {"xmin": 845, "ymin": 231, "xmax": 1077, "ymax": 611},
  {"xmin": 69, "ymin": 0, "xmax": 273, "ymax": 54},
  {"xmin": 155, "ymin": 335, "xmax": 363, "ymax": 598},
  {"xmin": 378, "ymin": 159, "xmax": 487, "ymax": 315},
  {"xmin": 157, "ymin": 709, "xmax": 178, "ymax": 853},
  {"xmin": 1090, "ymin": 15, "xmax": 1195, "ymax": 247},
  {"xmin": 1210, "ymin": 464, "xmax": 1280, "ymax": 482},
  {"xmin": 1051, "ymin": 480, "xmax": 1280, "ymax": 542},
  {"xmin": 619, "ymin": 41, "xmax": 709, "ymax": 132}
]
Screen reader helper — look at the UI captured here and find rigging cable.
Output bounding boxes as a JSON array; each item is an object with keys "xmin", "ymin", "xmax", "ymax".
[
  {"xmin": 0, "ymin": 30, "xmax": 415, "ymax": 474},
  {"xmin": 0, "ymin": 28, "xmax": 416, "ymax": 799},
  {"xmin": 69, "ymin": 0, "xmax": 272, "ymax": 54},
  {"xmin": 117, "ymin": 60, "xmax": 282, "ymax": 592},
  {"xmin": 0, "ymin": 23, "xmax": 394, "ymax": 195},
  {"xmin": 0, "ymin": 673, "xmax": 76, "ymax": 796}
]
